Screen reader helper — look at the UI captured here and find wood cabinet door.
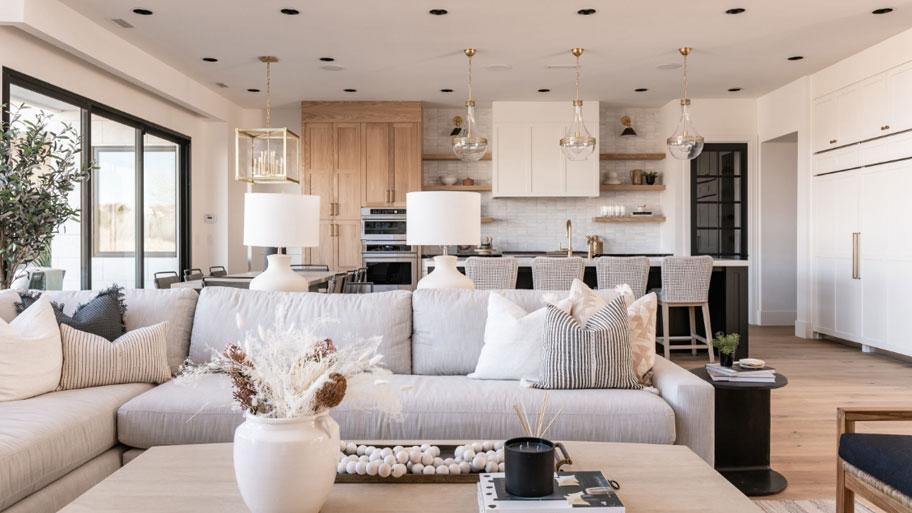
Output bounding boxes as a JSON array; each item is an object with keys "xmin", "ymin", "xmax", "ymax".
[
  {"xmin": 335, "ymin": 123, "xmax": 362, "ymax": 220},
  {"xmin": 311, "ymin": 220, "xmax": 337, "ymax": 269},
  {"xmin": 335, "ymin": 220, "xmax": 362, "ymax": 271},
  {"xmin": 813, "ymin": 94, "xmax": 838, "ymax": 152},
  {"xmin": 391, "ymin": 122, "xmax": 421, "ymax": 205},
  {"xmin": 362, "ymin": 123, "xmax": 392, "ymax": 206},
  {"xmin": 305, "ymin": 123, "xmax": 335, "ymax": 219}
]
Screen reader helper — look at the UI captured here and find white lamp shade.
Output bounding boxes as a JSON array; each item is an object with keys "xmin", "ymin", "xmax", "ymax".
[
  {"xmin": 406, "ymin": 191, "xmax": 481, "ymax": 246},
  {"xmin": 243, "ymin": 193, "xmax": 320, "ymax": 248}
]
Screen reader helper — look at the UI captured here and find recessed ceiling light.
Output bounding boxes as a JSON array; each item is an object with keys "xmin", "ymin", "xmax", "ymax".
[
  {"xmin": 634, "ymin": 88, "xmax": 649, "ymax": 92},
  {"xmin": 440, "ymin": 88, "xmax": 453, "ymax": 93},
  {"xmin": 728, "ymin": 87, "xmax": 742, "ymax": 92},
  {"xmin": 486, "ymin": 64, "xmax": 512, "ymax": 71},
  {"xmin": 202, "ymin": 57, "xmax": 218, "ymax": 62},
  {"xmin": 787, "ymin": 55, "xmax": 804, "ymax": 61},
  {"xmin": 320, "ymin": 64, "xmax": 345, "ymax": 71},
  {"xmin": 725, "ymin": 8, "xmax": 746, "ymax": 14},
  {"xmin": 111, "ymin": 18, "xmax": 134, "ymax": 28},
  {"xmin": 343, "ymin": 88, "xmax": 357, "ymax": 93},
  {"xmin": 247, "ymin": 88, "xmax": 260, "ymax": 93},
  {"xmin": 657, "ymin": 63, "xmax": 682, "ymax": 70},
  {"xmin": 215, "ymin": 82, "xmax": 229, "ymax": 88},
  {"xmin": 428, "ymin": 9, "xmax": 448, "ymax": 15},
  {"xmin": 280, "ymin": 8, "xmax": 300, "ymax": 15},
  {"xmin": 577, "ymin": 8, "xmax": 597, "ymax": 15},
  {"xmin": 872, "ymin": 7, "xmax": 894, "ymax": 14},
  {"xmin": 132, "ymin": 8, "xmax": 153, "ymax": 15},
  {"xmin": 537, "ymin": 88, "xmax": 551, "ymax": 93},
  {"xmin": 319, "ymin": 57, "xmax": 335, "ymax": 62}
]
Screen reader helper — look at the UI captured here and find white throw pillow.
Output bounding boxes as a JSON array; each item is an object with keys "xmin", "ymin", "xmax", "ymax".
[
  {"xmin": 0, "ymin": 294, "xmax": 63, "ymax": 401},
  {"xmin": 549, "ymin": 279, "xmax": 635, "ymax": 325},
  {"xmin": 469, "ymin": 293, "xmax": 547, "ymax": 381}
]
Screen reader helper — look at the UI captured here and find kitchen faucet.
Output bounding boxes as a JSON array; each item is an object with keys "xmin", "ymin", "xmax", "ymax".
[{"xmin": 566, "ymin": 219, "xmax": 573, "ymax": 257}]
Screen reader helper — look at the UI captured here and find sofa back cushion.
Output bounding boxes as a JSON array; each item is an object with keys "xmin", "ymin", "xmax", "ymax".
[
  {"xmin": 412, "ymin": 288, "xmax": 623, "ymax": 375},
  {"xmin": 188, "ymin": 288, "xmax": 413, "ymax": 374},
  {"xmin": 0, "ymin": 288, "xmax": 197, "ymax": 374}
]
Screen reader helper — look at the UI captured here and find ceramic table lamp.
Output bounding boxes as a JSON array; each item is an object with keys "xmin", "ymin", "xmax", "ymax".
[
  {"xmin": 407, "ymin": 191, "xmax": 481, "ymax": 289},
  {"xmin": 243, "ymin": 193, "xmax": 320, "ymax": 292}
]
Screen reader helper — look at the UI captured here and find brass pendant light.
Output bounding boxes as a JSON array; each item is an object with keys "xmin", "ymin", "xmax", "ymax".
[
  {"xmin": 559, "ymin": 48, "xmax": 597, "ymax": 161},
  {"xmin": 666, "ymin": 47, "xmax": 705, "ymax": 160},
  {"xmin": 452, "ymin": 48, "xmax": 488, "ymax": 161}
]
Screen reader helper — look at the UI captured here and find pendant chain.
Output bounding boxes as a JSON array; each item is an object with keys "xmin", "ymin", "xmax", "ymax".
[
  {"xmin": 467, "ymin": 53, "xmax": 474, "ymax": 103},
  {"xmin": 575, "ymin": 53, "xmax": 581, "ymax": 102},
  {"xmin": 265, "ymin": 61, "xmax": 272, "ymax": 127},
  {"xmin": 682, "ymin": 53, "xmax": 688, "ymax": 102}
]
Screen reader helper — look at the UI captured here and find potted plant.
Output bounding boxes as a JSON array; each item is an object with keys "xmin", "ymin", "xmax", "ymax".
[
  {"xmin": 180, "ymin": 315, "xmax": 400, "ymax": 513},
  {"xmin": 643, "ymin": 170, "xmax": 659, "ymax": 185},
  {"xmin": 0, "ymin": 105, "xmax": 90, "ymax": 289},
  {"xmin": 713, "ymin": 332, "xmax": 741, "ymax": 367}
]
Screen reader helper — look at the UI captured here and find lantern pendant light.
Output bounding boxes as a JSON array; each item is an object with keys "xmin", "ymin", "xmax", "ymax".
[
  {"xmin": 666, "ymin": 47, "xmax": 705, "ymax": 160},
  {"xmin": 559, "ymin": 48, "xmax": 597, "ymax": 161},
  {"xmin": 452, "ymin": 48, "xmax": 488, "ymax": 161},
  {"xmin": 235, "ymin": 56, "xmax": 301, "ymax": 183}
]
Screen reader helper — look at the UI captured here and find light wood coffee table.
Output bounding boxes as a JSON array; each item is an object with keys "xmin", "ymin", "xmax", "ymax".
[{"xmin": 60, "ymin": 442, "xmax": 761, "ymax": 513}]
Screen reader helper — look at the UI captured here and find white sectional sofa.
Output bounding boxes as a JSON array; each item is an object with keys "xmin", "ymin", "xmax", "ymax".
[{"xmin": 0, "ymin": 287, "xmax": 714, "ymax": 513}]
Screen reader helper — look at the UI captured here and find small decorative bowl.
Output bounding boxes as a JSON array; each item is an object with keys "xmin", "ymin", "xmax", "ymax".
[{"xmin": 440, "ymin": 175, "xmax": 458, "ymax": 186}]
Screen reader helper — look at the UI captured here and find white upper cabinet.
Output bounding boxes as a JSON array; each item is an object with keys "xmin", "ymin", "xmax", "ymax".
[
  {"xmin": 813, "ymin": 93, "xmax": 839, "ymax": 152},
  {"xmin": 887, "ymin": 61, "xmax": 912, "ymax": 135},
  {"xmin": 859, "ymin": 75, "xmax": 889, "ymax": 141},
  {"xmin": 492, "ymin": 101, "xmax": 600, "ymax": 197}
]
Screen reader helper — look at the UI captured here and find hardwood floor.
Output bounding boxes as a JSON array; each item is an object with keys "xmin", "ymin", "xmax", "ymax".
[{"xmin": 675, "ymin": 326, "xmax": 912, "ymax": 501}]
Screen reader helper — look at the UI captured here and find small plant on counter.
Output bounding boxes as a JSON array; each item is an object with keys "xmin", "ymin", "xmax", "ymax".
[
  {"xmin": 713, "ymin": 332, "xmax": 741, "ymax": 367},
  {"xmin": 643, "ymin": 170, "xmax": 659, "ymax": 185}
]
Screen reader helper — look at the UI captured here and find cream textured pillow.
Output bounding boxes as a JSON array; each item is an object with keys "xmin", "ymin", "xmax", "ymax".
[
  {"xmin": 0, "ymin": 295, "xmax": 62, "ymax": 401},
  {"xmin": 58, "ymin": 322, "xmax": 171, "ymax": 390},
  {"xmin": 628, "ymin": 293, "xmax": 658, "ymax": 385},
  {"xmin": 549, "ymin": 279, "xmax": 635, "ymax": 325},
  {"xmin": 469, "ymin": 293, "xmax": 547, "ymax": 380}
]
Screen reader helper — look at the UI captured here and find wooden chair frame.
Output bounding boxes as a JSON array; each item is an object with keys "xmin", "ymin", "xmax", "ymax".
[{"xmin": 837, "ymin": 407, "xmax": 912, "ymax": 513}]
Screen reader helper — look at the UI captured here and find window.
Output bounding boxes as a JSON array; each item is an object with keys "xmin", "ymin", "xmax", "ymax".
[
  {"xmin": 2, "ymin": 68, "xmax": 191, "ymax": 289},
  {"xmin": 691, "ymin": 143, "xmax": 748, "ymax": 259}
]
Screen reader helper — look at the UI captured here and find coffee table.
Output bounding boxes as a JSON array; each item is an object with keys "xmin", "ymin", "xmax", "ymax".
[{"xmin": 59, "ymin": 442, "xmax": 761, "ymax": 513}]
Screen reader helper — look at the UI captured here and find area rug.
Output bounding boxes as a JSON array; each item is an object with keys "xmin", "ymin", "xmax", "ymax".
[{"xmin": 755, "ymin": 499, "xmax": 875, "ymax": 513}]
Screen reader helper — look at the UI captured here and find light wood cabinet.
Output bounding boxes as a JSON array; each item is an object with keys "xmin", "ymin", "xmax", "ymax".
[
  {"xmin": 362, "ymin": 123, "xmax": 391, "ymax": 206},
  {"xmin": 391, "ymin": 123, "xmax": 421, "ymax": 205},
  {"xmin": 361, "ymin": 122, "xmax": 421, "ymax": 206}
]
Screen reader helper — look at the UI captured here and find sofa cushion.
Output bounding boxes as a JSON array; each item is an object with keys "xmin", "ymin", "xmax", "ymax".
[
  {"xmin": 118, "ymin": 373, "xmax": 675, "ymax": 448},
  {"xmin": 0, "ymin": 383, "xmax": 153, "ymax": 510},
  {"xmin": 412, "ymin": 288, "xmax": 623, "ymax": 375},
  {"xmin": 188, "ymin": 288, "xmax": 412, "ymax": 374},
  {"xmin": 0, "ymin": 288, "xmax": 198, "ymax": 374},
  {"xmin": 839, "ymin": 433, "xmax": 912, "ymax": 499}
]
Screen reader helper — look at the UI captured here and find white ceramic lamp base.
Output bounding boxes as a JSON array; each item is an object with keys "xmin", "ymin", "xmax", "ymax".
[
  {"xmin": 417, "ymin": 255, "xmax": 475, "ymax": 289},
  {"xmin": 249, "ymin": 254, "xmax": 310, "ymax": 292}
]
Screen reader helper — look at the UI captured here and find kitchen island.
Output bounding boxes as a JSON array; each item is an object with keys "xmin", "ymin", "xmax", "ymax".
[{"xmin": 422, "ymin": 254, "xmax": 750, "ymax": 359}]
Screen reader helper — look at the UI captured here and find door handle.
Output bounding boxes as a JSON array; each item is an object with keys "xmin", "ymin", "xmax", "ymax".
[{"xmin": 852, "ymin": 232, "xmax": 861, "ymax": 280}]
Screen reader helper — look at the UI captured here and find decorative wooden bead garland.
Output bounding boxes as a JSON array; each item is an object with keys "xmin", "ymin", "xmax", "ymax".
[{"xmin": 337, "ymin": 441, "xmax": 506, "ymax": 477}]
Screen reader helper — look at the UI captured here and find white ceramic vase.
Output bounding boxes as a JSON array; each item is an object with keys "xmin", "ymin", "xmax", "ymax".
[{"xmin": 234, "ymin": 412, "xmax": 340, "ymax": 513}]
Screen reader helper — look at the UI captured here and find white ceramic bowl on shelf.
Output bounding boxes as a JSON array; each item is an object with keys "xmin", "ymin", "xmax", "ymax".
[{"xmin": 440, "ymin": 175, "xmax": 458, "ymax": 186}]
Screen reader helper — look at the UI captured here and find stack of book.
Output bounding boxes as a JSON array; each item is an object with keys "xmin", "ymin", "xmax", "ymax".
[
  {"xmin": 705, "ymin": 363, "xmax": 776, "ymax": 383},
  {"xmin": 476, "ymin": 471, "xmax": 624, "ymax": 512}
]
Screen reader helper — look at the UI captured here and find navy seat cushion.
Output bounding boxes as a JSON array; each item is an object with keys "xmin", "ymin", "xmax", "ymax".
[{"xmin": 839, "ymin": 433, "xmax": 912, "ymax": 498}]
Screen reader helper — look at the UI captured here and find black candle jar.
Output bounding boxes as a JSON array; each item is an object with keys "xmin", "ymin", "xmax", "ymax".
[{"xmin": 504, "ymin": 437, "xmax": 556, "ymax": 497}]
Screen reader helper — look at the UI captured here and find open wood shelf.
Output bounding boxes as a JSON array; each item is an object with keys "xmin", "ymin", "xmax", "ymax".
[
  {"xmin": 600, "ymin": 152, "xmax": 666, "ymax": 161},
  {"xmin": 422, "ymin": 184, "xmax": 492, "ymax": 192},
  {"xmin": 423, "ymin": 153, "xmax": 492, "ymax": 161},
  {"xmin": 592, "ymin": 215, "xmax": 666, "ymax": 223},
  {"xmin": 600, "ymin": 184, "xmax": 666, "ymax": 192},
  {"xmin": 480, "ymin": 216, "xmax": 495, "ymax": 224}
]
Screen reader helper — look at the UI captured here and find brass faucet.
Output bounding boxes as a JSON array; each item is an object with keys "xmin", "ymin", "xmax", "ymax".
[{"xmin": 566, "ymin": 219, "xmax": 573, "ymax": 257}]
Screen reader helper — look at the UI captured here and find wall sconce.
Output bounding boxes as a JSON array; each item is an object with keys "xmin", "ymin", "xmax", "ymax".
[{"xmin": 620, "ymin": 116, "xmax": 638, "ymax": 137}]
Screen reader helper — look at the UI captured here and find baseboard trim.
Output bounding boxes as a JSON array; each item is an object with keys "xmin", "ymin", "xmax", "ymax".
[{"xmin": 757, "ymin": 310, "xmax": 797, "ymax": 326}]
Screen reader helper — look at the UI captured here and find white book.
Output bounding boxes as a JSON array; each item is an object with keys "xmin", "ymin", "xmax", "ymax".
[
  {"xmin": 706, "ymin": 363, "xmax": 776, "ymax": 376},
  {"xmin": 476, "ymin": 472, "xmax": 624, "ymax": 513},
  {"xmin": 708, "ymin": 374, "xmax": 776, "ymax": 383}
]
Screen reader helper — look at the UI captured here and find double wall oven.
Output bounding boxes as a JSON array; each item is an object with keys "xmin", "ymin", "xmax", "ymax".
[{"xmin": 360, "ymin": 208, "xmax": 418, "ymax": 291}]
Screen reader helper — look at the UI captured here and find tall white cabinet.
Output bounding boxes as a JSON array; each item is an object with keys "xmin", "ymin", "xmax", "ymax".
[{"xmin": 492, "ymin": 101, "xmax": 600, "ymax": 197}]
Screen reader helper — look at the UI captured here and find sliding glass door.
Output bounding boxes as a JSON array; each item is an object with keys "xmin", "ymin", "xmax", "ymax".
[{"xmin": 3, "ymin": 68, "xmax": 191, "ymax": 290}]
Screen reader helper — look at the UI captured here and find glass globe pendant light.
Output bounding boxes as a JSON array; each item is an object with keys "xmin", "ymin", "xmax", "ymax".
[
  {"xmin": 666, "ymin": 47, "xmax": 705, "ymax": 160},
  {"xmin": 560, "ymin": 48, "xmax": 597, "ymax": 161},
  {"xmin": 452, "ymin": 48, "xmax": 488, "ymax": 161}
]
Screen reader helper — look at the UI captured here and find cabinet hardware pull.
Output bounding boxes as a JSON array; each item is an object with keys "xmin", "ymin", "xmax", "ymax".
[
  {"xmin": 335, "ymin": 202, "xmax": 340, "ymax": 216},
  {"xmin": 881, "ymin": 125, "xmax": 890, "ymax": 131},
  {"xmin": 391, "ymin": 189, "xmax": 396, "ymax": 203},
  {"xmin": 852, "ymin": 232, "xmax": 861, "ymax": 280},
  {"xmin": 829, "ymin": 139, "xmax": 837, "ymax": 144}
]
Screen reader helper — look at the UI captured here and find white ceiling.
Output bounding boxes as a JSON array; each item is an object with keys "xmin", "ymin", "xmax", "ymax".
[{"xmin": 61, "ymin": 0, "xmax": 912, "ymax": 109}]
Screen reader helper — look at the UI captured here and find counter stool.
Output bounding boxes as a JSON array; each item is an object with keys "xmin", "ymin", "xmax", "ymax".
[
  {"xmin": 653, "ymin": 256, "xmax": 715, "ymax": 361},
  {"xmin": 532, "ymin": 257, "xmax": 584, "ymax": 290},
  {"xmin": 465, "ymin": 257, "xmax": 518, "ymax": 289},
  {"xmin": 595, "ymin": 256, "xmax": 650, "ymax": 298}
]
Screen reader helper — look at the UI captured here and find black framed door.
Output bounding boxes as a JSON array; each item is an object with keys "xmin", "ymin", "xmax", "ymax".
[{"xmin": 691, "ymin": 143, "xmax": 748, "ymax": 259}]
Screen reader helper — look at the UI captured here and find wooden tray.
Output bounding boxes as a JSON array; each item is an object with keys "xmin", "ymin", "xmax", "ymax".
[{"xmin": 334, "ymin": 442, "xmax": 573, "ymax": 484}]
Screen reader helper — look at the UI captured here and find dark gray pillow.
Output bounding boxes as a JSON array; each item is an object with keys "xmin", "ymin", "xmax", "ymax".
[
  {"xmin": 537, "ymin": 297, "xmax": 642, "ymax": 390},
  {"xmin": 16, "ymin": 286, "xmax": 127, "ymax": 342}
]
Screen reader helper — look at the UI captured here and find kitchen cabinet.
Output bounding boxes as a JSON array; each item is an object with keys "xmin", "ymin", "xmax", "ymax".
[
  {"xmin": 362, "ymin": 123, "xmax": 390, "ymax": 206},
  {"xmin": 361, "ymin": 122, "xmax": 421, "ymax": 206},
  {"xmin": 492, "ymin": 101, "xmax": 600, "ymax": 197},
  {"xmin": 310, "ymin": 220, "xmax": 362, "ymax": 271},
  {"xmin": 813, "ymin": 93, "xmax": 839, "ymax": 152},
  {"xmin": 887, "ymin": 61, "xmax": 912, "ymax": 135}
]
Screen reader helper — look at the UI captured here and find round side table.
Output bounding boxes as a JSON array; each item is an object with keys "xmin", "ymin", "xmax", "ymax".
[{"xmin": 691, "ymin": 367, "xmax": 789, "ymax": 496}]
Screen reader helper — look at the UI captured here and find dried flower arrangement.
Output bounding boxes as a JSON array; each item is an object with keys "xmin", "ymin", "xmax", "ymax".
[
  {"xmin": 513, "ymin": 393, "xmax": 563, "ymax": 439},
  {"xmin": 179, "ymin": 309, "xmax": 401, "ymax": 419}
]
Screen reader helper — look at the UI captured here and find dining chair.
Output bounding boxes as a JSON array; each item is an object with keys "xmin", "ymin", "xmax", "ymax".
[
  {"xmin": 531, "ymin": 257, "xmax": 585, "ymax": 290},
  {"xmin": 208, "ymin": 266, "xmax": 228, "ymax": 277},
  {"xmin": 201, "ymin": 277, "xmax": 251, "ymax": 289},
  {"xmin": 596, "ymin": 256, "xmax": 650, "ymax": 297},
  {"xmin": 183, "ymin": 268, "xmax": 204, "ymax": 281},
  {"xmin": 153, "ymin": 271, "xmax": 181, "ymax": 290},
  {"xmin": 465, "ymin": 257, "xmax": 518, "ymax": 289},
  {"xmin": 290, "ymin": 264, "xmax": 330, "ymax": 272},
  {"xmin": 343, "ymin": 282, "xmax": 375, "ymax": 294},
  {"xmin": 652, "ymin": 256, "xmax": 715, "ymax": 361}
]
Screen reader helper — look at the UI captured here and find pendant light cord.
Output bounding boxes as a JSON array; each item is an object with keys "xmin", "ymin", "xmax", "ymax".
[{"xmin": 265, "ymin": 61, "xmax": 272, "ymax": 128}]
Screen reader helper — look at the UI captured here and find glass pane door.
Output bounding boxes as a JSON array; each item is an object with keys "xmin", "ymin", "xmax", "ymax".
[
  {"xmin": 143, "ymin": 134, "xmax": 180, "ymax": 287},
  {"xmin": 690, "ymin": 143, "xmax": 748, "ymax": 259},
  {"xmin": 91, "ymin": 115, "xmax": 137, "ymax": 289}
]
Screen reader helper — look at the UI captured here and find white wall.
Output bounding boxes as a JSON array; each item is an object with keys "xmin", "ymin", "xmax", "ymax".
[{"xmin": 759, "ymin": 134, "xmax": 798, "ymax": 325}]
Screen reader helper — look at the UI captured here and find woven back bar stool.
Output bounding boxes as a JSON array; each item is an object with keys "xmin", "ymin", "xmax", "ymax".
[
  {"xmin": 531, "ymin": 257, "xmax": 585, "ymax": 290},
  {"xmin": 465, "ymin": 257, "xmax": 519, "ymax": 290},
  {"xmin": 595, "ymin": 256, "xmax": 650, "ymax": 298},
  {"xmin": 654, "ymin": 256, "xmax": 715, "ymax": 361}
]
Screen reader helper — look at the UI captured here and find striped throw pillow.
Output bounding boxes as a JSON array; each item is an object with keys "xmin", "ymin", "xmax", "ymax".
[
  {"xmin": 537, "ymin": 296, "xmax": 641, "ymax": 390},
  {"xmin": 58, "ymin": 322, "xmax": 171, "ymax": 390}
]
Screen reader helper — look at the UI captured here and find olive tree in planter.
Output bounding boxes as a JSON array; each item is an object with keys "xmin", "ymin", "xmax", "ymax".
[{"xmin": 0, "ymin": 105, "xmax": 90, "ymax": 289}]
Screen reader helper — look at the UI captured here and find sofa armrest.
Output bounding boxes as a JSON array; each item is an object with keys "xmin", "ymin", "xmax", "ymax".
[{"xmin": 651, "ymin": 356, "xmax": 715, "ymax": 465}]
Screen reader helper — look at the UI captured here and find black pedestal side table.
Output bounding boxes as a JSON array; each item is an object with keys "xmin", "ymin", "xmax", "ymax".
[{"xmin": 691, "ymin": 367, "xmax": 789, "ymax": 496}]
